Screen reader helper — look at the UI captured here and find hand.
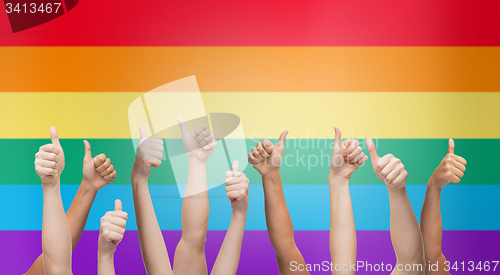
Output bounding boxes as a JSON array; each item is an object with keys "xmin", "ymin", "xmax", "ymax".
[
  {"xmin": 98, "ymin": 199, "xmax": 128, "ymax": 256},
  {"xmin": 248, "ymin": 131, "xmax": 288, "ymax": 177},
  {"xmin": 82, "ymin": 140, "xmax": 117, "ymax": 192},
  {"xmin": 134, "ymin": 126, "xmax": 164, "ymax": 180},
  {"xmin": 177, "ymin": 117, "xmax": 217, "ymax": 162},
  {"xmin": 367, "ymin": 138, "xmax": 408, "ymax": 191},
  {"xmin": 35, "ymin": 127, "xmax": 64, "ymax": 187},
  {"xmin": 50, "ymin": 126, "xmax": 65, "ymax": 174},
  {"xmin": 225, "ymin": 161, "xmax": 249, "ymax": 214},
  {"xmin": 329, "ymin": 127, "xmax": 368, "ymax": 180},
  {"xmin": 429, "ymin": 139, "xmax": 467, "ymax": 188}
]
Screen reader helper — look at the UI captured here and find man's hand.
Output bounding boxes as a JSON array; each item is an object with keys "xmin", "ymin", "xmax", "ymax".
[
  {"xmin": 329, "ymin": 127, "xmax": 368, "ymax": 181},
  {"xmin": 98, "ymin": 199, "xmax": 128, "ymax": 256},
  {"xmin": 177, "ymin": 117, "xmax": 217, "ymax": 162},
  {"xmin": 429, "ymin": 139, "xmax": 467, "ymax": 189},
  {"xmin": 367, "ymin": 138, "xmax": 408, "ymax": 191},
  {"xmin": 225, "ymin": 161, "xmax": 249, "ymax": 214},
  {"xmin": 35, "ymin": 127, "xmax": 64, "ymax": 187},
  {"xmin": 133, "ymin": 126, "xmax": 164, "ymax": 180},
  {"xmin": 82, "ymin": 140, "xmax": 117, "ymax": 192},
  {"xmin": 248, "ymin": 131, "xmax": 288, "ymax": 177}
]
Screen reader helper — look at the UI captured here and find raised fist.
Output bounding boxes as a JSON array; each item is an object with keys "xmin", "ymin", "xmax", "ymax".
[
  {"xmin": 225, "ymin": 161, "xmax": 249, "ymax": 213},
  {"xmin": 248, "ymin": 131, "xmax": 288, "ymax": 177},
  {"xmin": 98, "ymin": 199, "xmax": 128, "ymax": 256},
  {"xmin": 82, "ymin": 140, "xmax": 116, "ymax": 191},
  {"xmin": 177, "ymin": 117, "xmax": 217, "ymax": 162},
  {"xmin": 367, "ymin": 138, "xmax": 408, "ymax": 190},
  {"xmin": 429, "ymin": 139, "xmax": 467, "ymax": 188},
  {"xmin": 35, "ymin": 127, "xmax": 64, "ymax": 187},
  {"xmin": 329, "ymin": 127, "xmax": 368, "ymax": 180},
  {"xmin": 134, "ymin": 126, "xmax": 165, "ymax": 178}
]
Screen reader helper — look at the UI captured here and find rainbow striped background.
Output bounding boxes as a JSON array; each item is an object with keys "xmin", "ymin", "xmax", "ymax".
[{"xmin": 1, "ymin": 0, "xmax": 500, "ymax": 274}]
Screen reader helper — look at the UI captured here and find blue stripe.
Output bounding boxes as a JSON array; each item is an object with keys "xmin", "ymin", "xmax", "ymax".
[{"xmin": 0, "ymin": 184, "xmax": 498, "ymax": 230}]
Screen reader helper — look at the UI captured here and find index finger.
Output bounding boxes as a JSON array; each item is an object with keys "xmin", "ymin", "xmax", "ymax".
[{"xmin": 40, "ymin": 144, "xmax": 61, "ymax": 155}]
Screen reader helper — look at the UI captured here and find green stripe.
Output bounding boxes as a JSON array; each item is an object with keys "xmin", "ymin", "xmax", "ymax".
[{"xmin": 2, "ymin": 139, "xmax": 497, "ymax": 185}]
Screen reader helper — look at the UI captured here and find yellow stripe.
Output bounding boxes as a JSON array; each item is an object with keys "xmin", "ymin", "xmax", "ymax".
[
  {"xmin": 2, "ymin": 92, "xmax": 499, "ymax": 139},
  {"xmin": 1, "ymin": 47, "xmax": 500, "ymax": 92}
]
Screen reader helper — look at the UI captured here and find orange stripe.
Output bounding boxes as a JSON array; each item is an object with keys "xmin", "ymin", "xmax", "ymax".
[{"xmin": 1, "ymin": 47, "xmax": 499, "ymax": 92}]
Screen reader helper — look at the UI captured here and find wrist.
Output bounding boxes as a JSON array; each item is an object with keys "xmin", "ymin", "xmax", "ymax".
[
  {"xmin": 232, "ymin": 208, "xmax": 248, "ymax": 219},
  {"xmin": 98, "ymin": 250, "xmax": 115, "ymax": 260},
  {"xmin": 41, "ymin": 178, "xmax": 61, "ymax": 191},
  {"xmin": 261, "ymin": 170, "xmax": 280, "ymax": 181},
  {"xmin": 328, "ymin": 172, "xmax": 350, "ymax": 182},
  {"xmin": 328, "ymin": 174, "xmax": 350, "ymax": 186},
  {"xmin": 131, "ymin": 158, "xmax": 151, "ymax": 183},
  {"xmin": 189, "ymin": 157, "xmax": 208, "ymax": 166},
  {"xmin": 81, "ymin": 178, "xmax": 99, "ymax": 194},
  {"xmin": 387, "ymin": 185, "xmax": 407, "ymax": 195},
  {"xmin": 428, "ymin": 178, "xmax": 442, "ymax": 189},
  {"xmin": 427, "ymin": 179, "xmax": 443, "ymax": 191}
]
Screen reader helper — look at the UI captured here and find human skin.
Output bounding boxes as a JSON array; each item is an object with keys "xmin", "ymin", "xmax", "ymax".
[
  {"xmin": 173, "ymin": 118, "xmax": 217, "ymax": 275},
  {"xmin": 420, "ymin": 139, "xmax": 466, "ymax": 275},
  {"xmin": 248, "ymin": 131, "xmax": 310, "ymax": 275},
  {"xmin": 132, "ymin": 118, "xmax": 217, "ymax": 275},
  {"xmin": 367, "ymin": 138, "xmax": 425, "ymax": 275},
  {"xmin": 329, "ymin": 127, "xmax": 368, "ymax": 275},
  {"xmin": 26, "ymin": 128, "xmax": 117, "ymax": 275},
  {"xmin": 131, "ymin": 127, "xmax": 173, "ymax": 275},
  {"xmin": 210, "ymin": 161, "xmax": 249, "ymax": 275},
  {"xmin": 35, "ymin": 127, "xmax": 72, "ymax": 275},
  {"xmin": 98, "ymin": 199, "xmax": 128, "ymax": 275}
]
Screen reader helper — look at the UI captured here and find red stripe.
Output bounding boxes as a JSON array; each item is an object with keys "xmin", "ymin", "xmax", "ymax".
[{"xmin": 0, "ymin": 0, "xmax": 499, "ymax": 46}]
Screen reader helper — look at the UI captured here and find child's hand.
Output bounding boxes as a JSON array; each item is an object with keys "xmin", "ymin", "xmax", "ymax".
[
  {"xmin": 225, "ymin": 161, "xmax": 249, "ymax": 214},
  {"xmin": 98, "ymin": 199, "xmax": 128, "ymax": 256},
  {"xmin": 329, "ymin": 127, "xmax": 368, "ymax": 181},
  {"xmin": 429, "ymin": 139, "xmax": 467, "ymax": 188},
  {"xmin": 82, "ymin": 140, "xmax": 117, "ymax": 192},
  {"xmin": 248, "ymin": 131, "xmax": 288, "ymax": 177},
  {"xmin": 367, "ymin": 138, "xmax": 408, "ymax": 191}
]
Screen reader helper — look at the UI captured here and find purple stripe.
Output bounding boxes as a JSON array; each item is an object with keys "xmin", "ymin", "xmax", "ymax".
[{"xmin": 1, "ymin": 231, "xmax": 499, "ymax": 274}]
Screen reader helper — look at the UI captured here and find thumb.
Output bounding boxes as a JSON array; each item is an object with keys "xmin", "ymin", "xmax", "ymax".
[
  {"xmin": 139, "ymin": 126, "xmax": 149, "ymax": 139},
  {"xmin": 177, "ymin": 117, "xmax": 189, "ymax": 136},
  {"xmin": 50, "ymin": 126, "xmax": 60, "ymax": 146},
  {"xmin": 115, "ymin": 199, "xmax": 122, "ymax": 212},
  {"xmin": 277, "ymin": 130, "xmax": 288, "ymax": 148},
  {"xmin": 231, "ymin": 160, "xmax": 239, "ymax": 176},
  {"xmin": 83, "ymin": 140, "xmax": 92, "ymax": 160},
  {"xmin": 448, "ymin": 138, "xmax": 455, "ymax": 154},
  {"xmin": 334, "ymin": 127, "xmax": 342, "ymax": 149},
  {"xmin": 366, "ymin": 138, "xmax": 379, "ymax": 163}
]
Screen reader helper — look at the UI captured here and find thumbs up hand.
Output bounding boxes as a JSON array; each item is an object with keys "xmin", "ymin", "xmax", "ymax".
[
  {"xmin": 82, "ymin": 140, "xmax": 117, "ymax": 192},
  {"xmin": 98, "ymin": 199, "xmax": 128, "ymax": 256},
  {"xmin": 177, "ymin": 117, "xmax": 217, "ymax": 162},
  {"xmin": 429, "ymin": 139, "xmax": 467, "ymax": 188},
  {"xmin": 248, "ymin": 131, "xmax": 288, "ymax": 177},
  {"xmin": 134, "ymin": 126, "xmax": 165, "ymax": 179},
  {"xmin": 49, "ymin": 126, "xmax": 65, "ymax": 174},
  {"xmin": 329, "ymin": 127, "xmax": 368, "ymax": 181},
  {"xmin": 225, "ymin": 161, "xmax": 250, "ymax": 213},
  {"xmin": 35, "ymin": 127, "xmax": 65, "ymax": 187},
  {"xmin": 367, "ymin": 138, "xmax": 408, "ymax": 191}
]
